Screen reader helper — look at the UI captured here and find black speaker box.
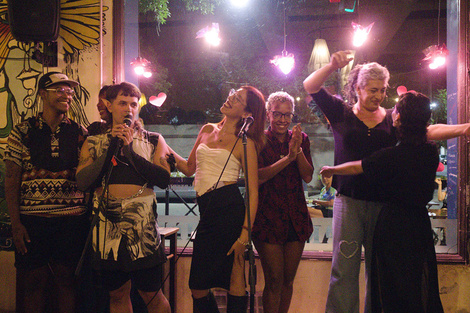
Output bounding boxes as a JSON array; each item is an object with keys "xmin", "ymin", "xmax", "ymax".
[{"xmin": 8, "ymin": 0, "xmax": 60, "ymax": 42}]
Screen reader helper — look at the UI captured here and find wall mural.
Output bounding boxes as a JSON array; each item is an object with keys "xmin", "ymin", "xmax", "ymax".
[{"xmin": 0, "ymin": 0, "xmax": 108, "ymax": 246}]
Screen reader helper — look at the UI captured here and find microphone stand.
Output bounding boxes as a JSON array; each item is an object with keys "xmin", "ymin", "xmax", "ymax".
[
  {"xmin": 240, "ymin": 130, "xmax": 257, "ymax": 313},
  {"xmin": 75, "ymin": 140, "xmax": 121, "ymax": 276}
]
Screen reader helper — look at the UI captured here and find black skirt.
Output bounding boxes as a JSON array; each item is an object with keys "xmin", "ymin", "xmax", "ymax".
[
  {"xmin": 371, "ymin": 203, "xmax": 444, "ymax": 313},
  {"xmin": 189, "ymin": 184, "xmax": 245, "ymax": 290}
]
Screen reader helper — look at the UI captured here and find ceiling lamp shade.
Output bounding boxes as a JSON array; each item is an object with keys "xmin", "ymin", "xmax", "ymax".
[{"xmin": 308, "ymin": 39, "xmax": 330, "ymax": 73}]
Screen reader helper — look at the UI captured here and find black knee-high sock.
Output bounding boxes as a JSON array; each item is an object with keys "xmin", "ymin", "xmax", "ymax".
[
  {"xmin": 193, "ymin": 291, "xmax": 220, "ymax": 313},
  {"xmin": 227, "ymin": 292, "xmax": 248, "ymax": 313}
]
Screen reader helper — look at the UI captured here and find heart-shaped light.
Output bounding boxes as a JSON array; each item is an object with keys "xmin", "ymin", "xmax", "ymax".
[{"xmin": 149, "ymin": 92, "xmax": 167, "ymax": 107}]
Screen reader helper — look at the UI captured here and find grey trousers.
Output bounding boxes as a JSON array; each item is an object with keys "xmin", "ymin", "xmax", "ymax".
[{"xmin": 325, "ymin": 194, "xmax": 383, "ymax": 313}]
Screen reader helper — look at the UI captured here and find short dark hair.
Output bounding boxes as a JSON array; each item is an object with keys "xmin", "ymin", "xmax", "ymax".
[
  {"xmin": 99, "ymin": 85, "xmax": 111, "ymax": 98},
  {"xmin": 105, "ymin": 82, "xmax": 141, "ymax": 103},
  {"xmin": 396, "ymin": 91, "xmax": 431, "ymax": 145}
]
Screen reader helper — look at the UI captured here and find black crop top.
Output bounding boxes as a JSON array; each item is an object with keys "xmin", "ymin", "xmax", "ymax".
[{"xmin": 107, "ymin": 155, "xmax": 150, "ymax": 187}]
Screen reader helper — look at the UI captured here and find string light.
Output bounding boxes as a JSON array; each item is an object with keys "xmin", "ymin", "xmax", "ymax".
[
  {"xmin": 130, "ymin": 57, "xmax": 153, "ymax": 78},
  {"xmin": 270, "ymin": 3, "xmax": 295, "ymax": 75}
]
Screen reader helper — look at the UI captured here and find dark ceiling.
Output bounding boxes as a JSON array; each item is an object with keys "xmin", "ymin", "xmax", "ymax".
[
  {"xmin": 264, "ymin": 0, "xmax": 447, "ymax": 73},
  {"xmin": 140, "ymin": 0, "xmax": 447, "ymax": 104}
]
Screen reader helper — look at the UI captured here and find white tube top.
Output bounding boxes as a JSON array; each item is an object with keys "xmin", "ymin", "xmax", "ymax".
[{"xmin": 194, "ymin": 143, "xmax": 241, "ymax": 196}]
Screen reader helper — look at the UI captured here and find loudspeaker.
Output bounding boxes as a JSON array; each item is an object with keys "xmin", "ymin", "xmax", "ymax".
[{"xmin": 8, "ymin": 0, "xmax": 60, "ymax": 42}]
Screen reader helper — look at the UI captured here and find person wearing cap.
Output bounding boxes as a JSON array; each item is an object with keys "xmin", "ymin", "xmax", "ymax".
[
  {"xmin": 76, "ymin": 82, "xmax": 172, "ymax": 313},
  {"xmin": 5, "ymin": 71, "xmax": 89, "ymax": 312}
]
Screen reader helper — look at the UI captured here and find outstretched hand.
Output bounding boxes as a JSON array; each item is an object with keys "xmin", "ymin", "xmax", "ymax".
[
  {"xmin": 320, "ymin": 166, "xmax": 334, "ymax": 178},
  {"xmin": 330, "ymin": 51, "xmax": 354, "ymax": 70}
]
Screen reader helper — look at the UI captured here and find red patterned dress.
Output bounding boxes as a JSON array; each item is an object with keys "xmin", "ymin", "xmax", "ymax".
[{"xmin": 252, "ymin": 128, "xmax": 313, "ymax": 244}]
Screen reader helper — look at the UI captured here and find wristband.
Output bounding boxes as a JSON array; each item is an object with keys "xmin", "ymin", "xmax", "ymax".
[{"xmin": 242, "ymin": 225, "xmax": 249, "ymax": 231}]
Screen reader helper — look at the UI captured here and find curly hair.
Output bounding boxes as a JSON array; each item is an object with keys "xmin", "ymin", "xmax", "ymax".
[
  {"xmin": 343, "ymin": 62, "xmax": 390, "ymax": 104},
  {"xmin": 395, "ymin": 91, "xmax": 431, "ymax": 145},
  {"xmin": 266, "ymin": 91, "xmax": 295, "ymax": 113}
]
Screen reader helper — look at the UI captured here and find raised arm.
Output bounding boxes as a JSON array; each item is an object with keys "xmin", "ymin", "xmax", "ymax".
[
  {"xmin": 259, "ymin": 125, "xmax": 313, "ymax": 184},
  {"xmin": 427, "ymin": 123, "xmax": 470, "ymax": 141},
  {"xmin": 435, "ymin": 178, "xmax": 447, "ymax": 202},
  {"xmin": 303, "ymin": 50, "xmax": 354, "ymax": 94},
  {"xmin": 320, "ymin": 160, "xmax": 363, "ymax": 178},
  {"xmin": 258, "ymin": 144, "xmax": 299, "ymax": 184}
]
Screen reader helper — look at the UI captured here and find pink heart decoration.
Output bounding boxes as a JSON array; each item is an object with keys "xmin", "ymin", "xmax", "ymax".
[
  {"xmin": 149, "ymin": 92, "xmax": 167, "ymax": 107},
  {"xmin": 397, "ymin": 85, "xmax": 407, "ymax": 96}
]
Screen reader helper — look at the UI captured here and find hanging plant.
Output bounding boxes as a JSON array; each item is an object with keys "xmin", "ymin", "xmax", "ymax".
[{"xmin": 139, "ymin": 0, "xmax": 221, "ymax": 24}]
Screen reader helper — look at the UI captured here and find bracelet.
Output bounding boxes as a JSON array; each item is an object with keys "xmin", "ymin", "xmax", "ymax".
[
  {"xmin": 242, "ymin": 225, "xmax": 249, "ymax": 231},
  {"xmin": 297, "ymin": 147, "xmax": 303, "ymax": 155},
  {"xmin": 237, "ymin": 238, "xmax": 249, "ymax": 246}
]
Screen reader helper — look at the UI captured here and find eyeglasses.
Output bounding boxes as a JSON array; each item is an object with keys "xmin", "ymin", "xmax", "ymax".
[
  {"xmin": 46, "ymin": 87, "xmax": 75, "ymax": 97},
  {"xmin": 228, "ymin": 88, "xmax": 244, "ymax": 104},
  {"xmin": 270, "ymin": 111, "xmax": 294, "ymax": 120}
]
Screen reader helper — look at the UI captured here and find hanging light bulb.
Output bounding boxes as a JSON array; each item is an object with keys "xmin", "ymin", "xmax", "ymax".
[
  {"xmin": 423, "ymin": 44, "xmax": 449, "ymax": 69},
  {"xmin": 196, "ymin": 23, "xmax": 221, "ymax": 46},
  {"xmin": 130, "ymin": 57, "xmax": 153, "ymax": 78},
  {"xmin": 271, "ymin": 4, "xmax": 295, "ymax": 75},
  {"xmin": 270, "ymin": 51, "xmax": 295, "ymax": 75},
  {"xmin": 351, "ymin": 22, "xmax": 374, "ymax": 47},
  {"xmin": 423, "ymin": 0, "xmax": 447, "ymax": 70}
]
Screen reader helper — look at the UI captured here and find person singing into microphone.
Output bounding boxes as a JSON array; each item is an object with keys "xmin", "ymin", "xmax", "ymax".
[
  {"xmin": 76, "ymin": 82, "xmax": 172, "ymax": 313},
  {"xmin": 252, "ymin": 91, "xmax": 314, "ymax": 313},
  {"xmin": 169, "ymin": 86, "xmax": 266, "ymax": 313}
]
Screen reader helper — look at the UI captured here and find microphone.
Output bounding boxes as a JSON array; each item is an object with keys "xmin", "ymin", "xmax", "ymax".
[
  {"xmin": 123, "ymin": 114, "xmax": 132, "ymax": 127},
  {"xmin": 114, "ymin": 114, "xmax": 133, "ymax": 147},
  {"xmin": 238, "ymin": 116, "xmax": 254, "ymax": 137}
]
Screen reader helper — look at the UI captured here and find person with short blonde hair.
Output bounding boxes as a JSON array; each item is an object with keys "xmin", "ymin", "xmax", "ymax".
[{"xmin": 252, "ymin": 90, "xmax": 314, "ymax": 313}]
